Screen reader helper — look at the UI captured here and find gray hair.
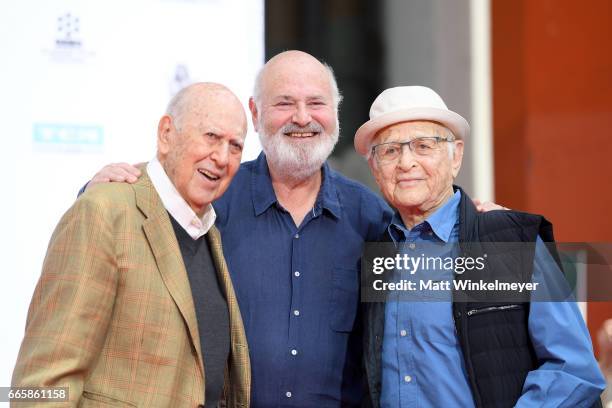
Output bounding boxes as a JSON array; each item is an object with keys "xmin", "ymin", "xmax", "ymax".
[
  {"xmin": 252, "ymin": 61, "xmax": 343, "ymax": 114},
  {"xmin": 165, "ymin": 86, "xmax": 192, "ymax": 131}
]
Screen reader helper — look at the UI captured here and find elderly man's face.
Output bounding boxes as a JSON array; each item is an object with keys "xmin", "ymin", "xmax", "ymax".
[
  {"xmin": 251, "ymin": 52, "xmax": 339, "ymax": 179},
  {"xmin": 369, "ymin": 121, "xmax": 463, "ymax": 217},
  {"xmin": 158, "ymin": 91, "xmax": 246, "ymax": 216}
]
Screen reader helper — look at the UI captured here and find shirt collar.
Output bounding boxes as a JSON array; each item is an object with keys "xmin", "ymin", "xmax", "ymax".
[
  {"xmin": 147, "ymin": 157, "xmax": 216, "ymax": 240},
  {"xmin": 251, "ymin": 152, "xmax": 341, "ymax": 219},
  {"xmin": 388, "ymin": 190, "xmax": 461, "ymax": 243},
  {"xmin": 251, "ymin": 153, "xmax": 278, "ymax": 216}
]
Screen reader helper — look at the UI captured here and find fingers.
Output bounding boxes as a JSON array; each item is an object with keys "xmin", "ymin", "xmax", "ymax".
[
  {"xmin": 473, "ymin": 198, "xmax": 510, "ymax": 212},
  {"xmin": 88, "ymin": 162, "xmax": 142, "ymax": 189},
  {"xmin": 114, "ymin": 162, "xmax": 142, "ymax": 178},
  {"xmin": 599, "ymin": 320, "xmax": 612, "ymax": 349},
  {"xmin": 604, "ymin": 319, "xmax": 612, "ymax": 336}
]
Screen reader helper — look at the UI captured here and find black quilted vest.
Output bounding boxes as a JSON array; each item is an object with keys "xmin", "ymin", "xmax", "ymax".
[{"xmin": 452, "ymin": 188, "xmax": 551, "ymax": 408}]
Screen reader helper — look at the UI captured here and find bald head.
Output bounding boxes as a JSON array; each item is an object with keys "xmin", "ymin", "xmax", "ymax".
[
  {"xmin": 157, "ymin": 82, "xmax": 247, "ymax": 216},
  {"xmin": 252, "ymin": 51, "xmax": 342, "ymax": 112},
  {"xmin": 166, "ymin": 82, "xmax": 247, "ymax": 134}
]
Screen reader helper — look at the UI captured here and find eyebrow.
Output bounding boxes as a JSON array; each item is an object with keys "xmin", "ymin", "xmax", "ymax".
[{"xmin": 273, "ymin": 95, "xmax": 327, "ymax": 102}]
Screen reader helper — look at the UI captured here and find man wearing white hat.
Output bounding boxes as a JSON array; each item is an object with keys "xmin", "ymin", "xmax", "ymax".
[{"xmin": 357, "ymin": 86, "xmax": 605, "ymax": 407}]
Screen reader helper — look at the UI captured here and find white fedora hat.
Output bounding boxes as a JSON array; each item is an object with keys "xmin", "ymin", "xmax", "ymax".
[{"xmin": 354, "ymin": 86, "xmax": 470, "ymax": 156}]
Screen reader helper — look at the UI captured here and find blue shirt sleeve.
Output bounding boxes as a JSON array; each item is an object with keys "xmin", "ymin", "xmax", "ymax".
[{"xmin": 516, "ymin": 238, "xmax": 606, "ymax": 407}]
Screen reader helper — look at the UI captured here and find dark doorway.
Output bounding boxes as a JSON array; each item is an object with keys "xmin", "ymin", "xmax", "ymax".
[{"xmin": 265, "ymin": 0, "xmax": 386, "ymax": 157}]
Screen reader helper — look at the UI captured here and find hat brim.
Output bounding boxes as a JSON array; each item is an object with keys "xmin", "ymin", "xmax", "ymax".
[{"xmin": 354, "ymin": 107, "xmax": 470, "ymax": 156}]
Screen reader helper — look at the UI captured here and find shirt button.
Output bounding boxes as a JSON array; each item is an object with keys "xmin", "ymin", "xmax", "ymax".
[
  {"xmin": 409, "ymin": 243, "xmax": 416, "ymax": 250},
  {"xmin": 294, "ymin": 233, "xmax": 300, "ymax": 239},
  {"xmin": 293, "ymin": 310, "xmax": 300, "ymax": 316},
  {"xmin": 291, "ymin": 349, "xmax": 298, "ymax": 356},
  {"xmin": 294, "ymin": 271, "xmax": 300, "ymax": 277},
  {"xmin": 286, "ymin": 391, "xmax": 292, "ymax": 398},
  {"xmin": 400, "ymin": 329, "xmax": 407, "ymax": 337},
  {"xmin": 404, "ymin": 375, "xmax": 412, "ymax": 383}
]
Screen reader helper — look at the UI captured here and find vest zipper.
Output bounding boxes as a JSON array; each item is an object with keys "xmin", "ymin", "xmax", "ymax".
[{"xmin": 466, "ymin": 304, "xmax": 521, "ymax": 316}]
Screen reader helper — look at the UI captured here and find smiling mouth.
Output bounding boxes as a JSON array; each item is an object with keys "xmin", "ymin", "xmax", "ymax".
[
  {"xmin": 397, "ymin": 179, "xmax": 423, "ymax": 185},
  {"xmin": 284, "ymin": 132, "xmax": 318, "ymax": 138},
  {"xmin": 198, "ymin": 169, "xmax": 221, "ymax": 181}
]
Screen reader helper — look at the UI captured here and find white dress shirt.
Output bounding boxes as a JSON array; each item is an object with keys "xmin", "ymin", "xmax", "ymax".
[{"xmin": 147, "ymin": 157, "xmax": 216, "ymax": 240}]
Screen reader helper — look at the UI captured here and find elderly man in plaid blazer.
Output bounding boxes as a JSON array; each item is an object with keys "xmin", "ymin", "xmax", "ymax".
[{"xmin": 12, "ymin": 83, "xmax": 251, "ymax": 407}]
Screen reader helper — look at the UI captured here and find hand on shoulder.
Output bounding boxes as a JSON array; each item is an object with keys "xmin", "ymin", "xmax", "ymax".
[{"xmin": 86, "ymin": 162, "xmax": 143, "ymax": 191}]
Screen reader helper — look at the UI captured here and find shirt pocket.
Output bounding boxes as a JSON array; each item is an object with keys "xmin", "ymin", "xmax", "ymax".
[
  {"xmin": 415, "ymin": 302, "xmax": 459, "ymax": 346},
  {"xmin": 330, "ymin": 267, "xmax": 360, "ymax": 332}
]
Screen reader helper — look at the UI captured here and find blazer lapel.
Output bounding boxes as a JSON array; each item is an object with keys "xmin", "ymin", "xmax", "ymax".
[
  {"xmin": 207, "ymin": 226, "xmax": 245, "ymax": 348},
  {"xmin": 135, "ymin": 170, "xmax": 205, "ymax": 376},
  {"xmin": 207, "ymin": 225, "xmax": 251, "ymax": 405},
  {"xmin": 206, "ymin": 226, "xmax": 230, "ymax": 300},
  {"xmin": 207, "ymin": 226, "xmax": 244, "ymax": 346}
]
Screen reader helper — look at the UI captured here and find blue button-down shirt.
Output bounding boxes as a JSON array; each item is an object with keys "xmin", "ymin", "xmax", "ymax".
[
  {"xmin": 381, "ymin": 191, "xmax": 605, "ymax": 407},
  {"xmin": 213, "ymin": 153, "xmax": 392, "ymax": 407}
]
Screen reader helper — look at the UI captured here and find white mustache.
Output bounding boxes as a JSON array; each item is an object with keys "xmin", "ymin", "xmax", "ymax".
[{"xmin": 280, "ymin": 122, "xmax": 324, "ymax": 134}]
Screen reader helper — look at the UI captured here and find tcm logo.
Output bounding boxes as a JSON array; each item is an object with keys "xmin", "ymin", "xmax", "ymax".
[
  {"xmin": 44, "ymin": 13, "xmax": 94, "ymax": 62},
  {"xmin": 56, "ymin": 13, "xmax": 82, "ymax": 48}
]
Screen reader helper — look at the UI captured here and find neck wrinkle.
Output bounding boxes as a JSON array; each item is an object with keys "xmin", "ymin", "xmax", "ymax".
[{"xmin": 397, "ymin": 186, "xmax": 455, "ymax": 230}]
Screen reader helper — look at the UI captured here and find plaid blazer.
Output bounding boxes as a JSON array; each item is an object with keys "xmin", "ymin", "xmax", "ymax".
[{"xmin": 12, "ymin": 170, "xmax": 250, "ymax": 407}]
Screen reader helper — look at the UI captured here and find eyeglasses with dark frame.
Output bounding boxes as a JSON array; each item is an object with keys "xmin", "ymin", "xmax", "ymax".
[{"xmin": 370, "ymin": 136, "xmax": 455, "ymax": 164}]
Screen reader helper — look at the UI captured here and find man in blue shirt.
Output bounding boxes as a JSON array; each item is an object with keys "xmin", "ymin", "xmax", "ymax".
[
  {"xmin": 355, "ymin": 86, "xmax": 605, "ymax": 407},
  {"xmin": 83, "ymin": 51, "xmax": 392, "ymax": 407},
  {"xmin": 209, "ymin": 51, "xmax": 393, "ymax": 406}
]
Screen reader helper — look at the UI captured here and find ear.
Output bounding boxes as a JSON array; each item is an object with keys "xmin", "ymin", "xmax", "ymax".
[
  {"xmin": 451, "ymin": 140, "xmax": 464, "ymax": 178},
  {"xmin": 248, "ymin": 97, "xmax": 260, "ymax": 132},
  {"xmin": 157, "ymin": 115, "xmax": 173, "ymax": 156}
]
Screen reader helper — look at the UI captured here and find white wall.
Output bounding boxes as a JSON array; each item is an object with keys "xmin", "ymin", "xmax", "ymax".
[{"xmin": 0, "ymin": 0, "xmax": 264, "ymax": 392}]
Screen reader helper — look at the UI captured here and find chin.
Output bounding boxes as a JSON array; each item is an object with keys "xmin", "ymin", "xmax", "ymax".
[
  {"xmin": 394, "ymin": 193, "xmax": 426, "ymax": 209},
  {"xmin": 191, "ymin": 192, "xmax": 216, "ymax": 207}
]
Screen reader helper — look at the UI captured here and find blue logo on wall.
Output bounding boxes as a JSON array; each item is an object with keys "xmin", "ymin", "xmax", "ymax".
[{"xmin": 33, "ymin": 123, "xmax": 104, "ymax": 151}]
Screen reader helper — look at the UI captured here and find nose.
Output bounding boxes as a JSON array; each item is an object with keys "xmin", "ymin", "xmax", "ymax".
[
  {"xmin": 292, "ymin": 102, "xmax": 312, "ymax": 127},
  {"xmin": 210, "ymin": 142, "xmax": 230, "ymax": 168},
  {"xmin": 397, "ymin": 144, "xmax": 418, "ymax": 170}
]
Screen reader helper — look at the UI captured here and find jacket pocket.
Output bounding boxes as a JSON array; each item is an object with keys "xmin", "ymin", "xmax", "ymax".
[
  {"xmin": 80, "ymin": 391, "xmax": 137, "ymax": 407},
  {"xmin": 330, "ymin": 267, "xmax": 360, "ymax": 332}
]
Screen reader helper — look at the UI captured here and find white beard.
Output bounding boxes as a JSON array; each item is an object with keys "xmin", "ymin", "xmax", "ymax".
[{"xmin": 259, "ymin": 118, "xmax": 340, "ymax": 181}]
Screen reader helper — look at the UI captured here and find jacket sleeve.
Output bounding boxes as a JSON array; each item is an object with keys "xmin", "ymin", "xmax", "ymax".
[
  {"xmin": 515, "ymin": 238, "xmax": 606, "ymax": 408},
  {"xmin": 11, "ymin": 195, "xmax": 118, "ymax": 407}
]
